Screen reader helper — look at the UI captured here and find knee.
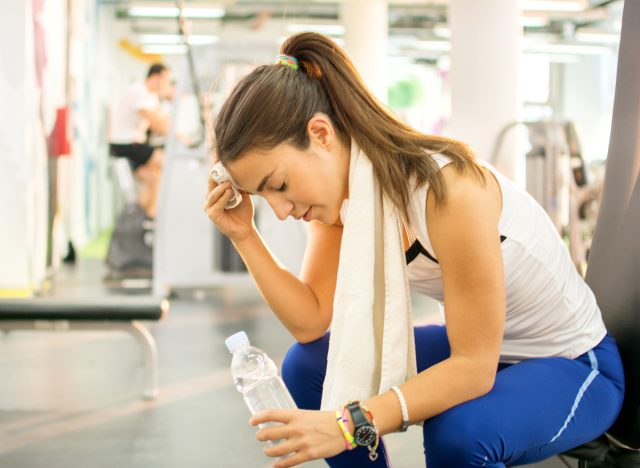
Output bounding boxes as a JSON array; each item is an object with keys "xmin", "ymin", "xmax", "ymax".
[
  {"xmin": 281, "ymin": 335, "xmax": 329, "ymax": 410},
  {"xmin": 424, "ymin": 409, "xmax": 498, "ymax": 467}
]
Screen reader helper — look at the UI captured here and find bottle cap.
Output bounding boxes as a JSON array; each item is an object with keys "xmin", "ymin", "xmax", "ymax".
[{"xmin": 225, "ymin": 331, "xmax": 250, "ymax": 353}]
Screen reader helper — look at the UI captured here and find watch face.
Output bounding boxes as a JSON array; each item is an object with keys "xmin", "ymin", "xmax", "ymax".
[{"xmin": 354, "ymin": 425, "xmax": 377, "ymax": 446}]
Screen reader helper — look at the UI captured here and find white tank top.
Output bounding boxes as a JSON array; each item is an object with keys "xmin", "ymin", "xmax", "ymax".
[
  {"xmin": 109, "ymin": 82, "xmax": 159, "ymax": 144},
  {"xmin": 404, "ymin": 155, "xmax": 606, "ymax": 363}
]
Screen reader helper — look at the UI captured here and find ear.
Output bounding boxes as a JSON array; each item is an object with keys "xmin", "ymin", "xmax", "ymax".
[{"xmin": 307, "ymin": 113, "xmax": 335, "ymax": 149}]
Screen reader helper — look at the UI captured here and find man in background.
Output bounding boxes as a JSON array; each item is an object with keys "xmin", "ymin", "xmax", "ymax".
[{"xmin": 109, "ymin": 63, "xmax": 172, "ymax": 219}]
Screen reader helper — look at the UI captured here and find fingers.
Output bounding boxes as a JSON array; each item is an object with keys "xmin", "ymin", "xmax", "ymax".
[
  {"xmin": 250, "ymin": 409, "xmax": 295, "ymax": 426},
  {"xmin": 252, "ymin": 410, "xmax": 344, "ymax": 467},
  {"xmin": 207, "ymin": 173, "xmax": 217, "ymax": 191},
  {"xmin": 204, "ymin": 181, "xmax": 232, "ymax": 211},
  {"xmin": 255, "ymin": 425, "xmax": 301, "ymax": 465},
  {"xmin": 263, "ymin": 439, "xmax": 299, "ymax": 459},
  {"xmin": 271, "ymin": 450, "xmax": 312, "ymax": 468},
  {"xmin": 261, "ymin": 437, "xmax": 311, "ymax": 468},
  {"xmin": 256, "ymin": 424, "xmax": 290, "ymax": 444}
]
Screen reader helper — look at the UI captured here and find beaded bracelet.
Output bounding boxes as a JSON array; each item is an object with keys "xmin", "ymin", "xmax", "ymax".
[{"xmin": 334, "ymin": 409, "xmax": 357, "ymax": 450}]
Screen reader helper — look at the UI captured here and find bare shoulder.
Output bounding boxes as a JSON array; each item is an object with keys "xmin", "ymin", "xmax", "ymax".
[
  {"xmin": 425, "ymin": 163, "xmax": 502, "ymax": 262},
  {"xmin": 427, "ymin": 163, "xmax": 501, "ymax": 221}
]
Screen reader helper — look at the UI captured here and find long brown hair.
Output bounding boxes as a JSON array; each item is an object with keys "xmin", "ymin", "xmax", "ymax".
[{"xmin": 214, "ymin": 32, "xmax": 484, "ymax": 216}]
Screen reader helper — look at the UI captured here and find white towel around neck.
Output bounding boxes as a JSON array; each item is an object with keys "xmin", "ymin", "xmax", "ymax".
[{"xmin": 320, "ymin": 141, "xmax": 417, "ymax": 410}]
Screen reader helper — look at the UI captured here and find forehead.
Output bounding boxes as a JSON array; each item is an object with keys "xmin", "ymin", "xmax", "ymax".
[
  {"xmin": 225, "ymin": 149, "xmax": 280, "ymax": 192},
  {"xmin": 226, "ymin": 144, "xmax": 304, "ymax": 191},
  {"xmin": 155, "ymin": 69, "xmax": 170, "ymax": 80}
]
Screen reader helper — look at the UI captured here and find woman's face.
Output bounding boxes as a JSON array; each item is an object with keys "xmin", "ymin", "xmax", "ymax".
[{"xmin": 226, "ymin": 114, "xmax": 349, "ymax": 226}]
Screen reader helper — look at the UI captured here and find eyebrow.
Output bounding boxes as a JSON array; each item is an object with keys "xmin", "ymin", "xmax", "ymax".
[{"xmin": 256, "ymin": 170, "xmax": 275, "ymax": 193}]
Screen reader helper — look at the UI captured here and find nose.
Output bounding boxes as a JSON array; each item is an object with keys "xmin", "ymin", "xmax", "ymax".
[{"xmin": 265, "ymin": 194, "xmax": 294, "ymax": 221}]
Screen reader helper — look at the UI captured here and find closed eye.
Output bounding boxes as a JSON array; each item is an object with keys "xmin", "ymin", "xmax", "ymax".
[{"xmin": 277, "ymin": 182, "xmax": 287, "ymax": 192}]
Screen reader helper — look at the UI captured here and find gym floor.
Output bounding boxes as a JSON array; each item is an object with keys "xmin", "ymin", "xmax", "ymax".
[{"xmin": 0, "ymin": 259, "xmax": 576, "ymax": 467}]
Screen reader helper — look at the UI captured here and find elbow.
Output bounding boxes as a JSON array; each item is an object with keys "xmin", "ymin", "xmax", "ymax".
[
  {"xmin": 290, "ymin": 301, "xmax": 332, "ymax": 344},
  {"xmin": 291, "ymin": 317, "xmax": 331, "ymax": 344},
  {"xmin": 456, "ymin": 356, "xmax": 497, "ymax": 398},
  {"xmin": 152, "ymin": 124, "xmax": 168, "ymax": 135},
  {"xmin": 292, "ymin": 323, "xmax": 329, "ymax": 344},
  {"xmin": 477, "ymin": 371, "xmax": 496, "ymax": 397},
  {"xmin": 473, "ymin": 363, "xmax": 498, "ymax": 397},
  {"xmin": 294, "ymin": 331, "xmax": 325, "ymax": 344}
]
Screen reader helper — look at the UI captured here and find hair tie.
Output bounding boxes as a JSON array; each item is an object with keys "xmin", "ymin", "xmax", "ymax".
[{"xmin": 275, "ymin": 54, "xmax": 299, "ymax": 70}]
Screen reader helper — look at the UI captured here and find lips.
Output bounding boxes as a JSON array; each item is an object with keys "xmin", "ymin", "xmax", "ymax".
[{"xmin": 303, "ymin": 207, "xmax": 312, "ymax": 222}]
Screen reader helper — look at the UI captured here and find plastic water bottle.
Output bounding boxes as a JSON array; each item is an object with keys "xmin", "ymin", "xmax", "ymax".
[{"xmin": 225, "ymin": 331, "xmax": 297, "ymax": 448}]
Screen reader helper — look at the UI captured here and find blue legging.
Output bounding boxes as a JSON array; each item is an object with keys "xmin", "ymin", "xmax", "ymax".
[{"xmin": 281, "ymin": 325, "xmax": 624, "ymax": 467}]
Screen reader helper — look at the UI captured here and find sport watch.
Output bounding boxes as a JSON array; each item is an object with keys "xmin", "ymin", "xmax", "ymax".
[{"xmin": 346, "ymin": 401, "xmax": 377, "ymax": 447}]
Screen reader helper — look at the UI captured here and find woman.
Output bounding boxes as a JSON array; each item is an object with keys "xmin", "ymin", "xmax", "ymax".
[{"xmin": 204, "ymin": 33, "xmax": 624, "ymax": 468}]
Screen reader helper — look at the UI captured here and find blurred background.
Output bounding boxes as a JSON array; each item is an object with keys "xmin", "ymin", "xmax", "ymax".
[{"xmin": 0, "ymin": 1, "xmax": 626, "ymax": 467}]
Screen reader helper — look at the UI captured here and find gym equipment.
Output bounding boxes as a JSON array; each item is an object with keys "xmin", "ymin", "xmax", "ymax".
[
  {"xmin": 105, "ymin": 157, "xmax": 153, "ymax": 281},
  {"xmin": 0, "ymin": 296, "xmax": 169, "ymax": 399},
  {"xmin": 560, "ymin": 0, "xmax": 640, "ymax": 465},
  {"xmin": 492, "ymin": 120, "xmax": 603, "ymax": 272}
]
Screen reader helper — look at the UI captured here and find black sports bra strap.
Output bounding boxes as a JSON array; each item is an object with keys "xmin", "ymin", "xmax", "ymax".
[{"xmin": 405, "ymin": 236, "xmax": 508, "ymax": 266}]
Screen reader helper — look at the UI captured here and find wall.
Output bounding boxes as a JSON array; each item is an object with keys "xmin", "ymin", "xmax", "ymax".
[{"xmin": 0, "ymin": 0, "xmax": 49, "ymax": 294}]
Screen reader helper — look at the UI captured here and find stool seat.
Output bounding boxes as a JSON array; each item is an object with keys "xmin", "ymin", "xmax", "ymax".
[
  {"xmin": 561, "ymin": 435, "xmax": 609, "ymax": 464},
  {"xmin": 562, "ymin": 435, "xmax": 640, "ymax": 467}
]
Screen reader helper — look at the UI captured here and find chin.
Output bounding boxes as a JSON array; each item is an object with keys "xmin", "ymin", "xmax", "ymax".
[
  {"xmin": 328, "ymin": 212, "xmax": 343, "ymax": 226},
  {"xmin": 314, "ymin": 206, "xmax": 341, "ymax": 226}
]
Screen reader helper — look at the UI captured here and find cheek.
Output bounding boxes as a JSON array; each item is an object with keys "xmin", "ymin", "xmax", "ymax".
[
  {"xmin": 306, "ymin": 181, "xmax": 332, "ymax": 203},
  {"xmin": 293, "ymin": 170, "xmax": 337, "ymax": 204}
]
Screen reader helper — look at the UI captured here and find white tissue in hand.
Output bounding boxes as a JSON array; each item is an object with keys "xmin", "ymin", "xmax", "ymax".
[{"xmin": 210, "ymin": 162, "xmax": 242, "ymax": 209}]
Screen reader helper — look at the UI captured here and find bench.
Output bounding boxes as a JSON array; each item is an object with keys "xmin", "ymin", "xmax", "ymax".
[{"xmin": 0, "ymin": 296, "xmax": 168, "ymax": 400}]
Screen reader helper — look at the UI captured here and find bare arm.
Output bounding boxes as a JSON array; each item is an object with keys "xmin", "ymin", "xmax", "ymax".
[
  {"xmin": 139, "ymin": 108, "xmax": 169, "ymax": 135},
  {"xmin": 205, "ymin": 180, "xmax": 341, "ymax": 343},
  {"xmin": 232, "ymin": 220, "xmax": 340, "ymax": 343},
  {"xmin": 364, "ymin": 165, "xmax": 505, "ymax": 434}
]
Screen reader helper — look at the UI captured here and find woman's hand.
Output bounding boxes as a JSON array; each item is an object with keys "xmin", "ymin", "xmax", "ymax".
[
  {"xmin": 204, "ymin": 179, "xmax": 255, "ymax": 242},
  {"xmin": 251, "ymin": 409, "xmax": 347, "ymax": 468}
]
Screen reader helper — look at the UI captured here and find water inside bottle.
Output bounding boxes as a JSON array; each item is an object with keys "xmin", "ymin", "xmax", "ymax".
[{"xmin": 237, "ymin": 375, "xmax": 296, "ymax": 450}]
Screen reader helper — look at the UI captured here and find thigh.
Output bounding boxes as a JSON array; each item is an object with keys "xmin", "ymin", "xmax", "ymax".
[
  {"xmin": 282, "ymin": 334, "xmax": 329, "ymax": 410},
  {"xmin": 414, "ymin": 324, "xmax": 451, "ymax": 372},
  {"xmin": 423, "ymin": 339, "xmax": 624, "ymax": 467},
  {"xmin": 145, "ymin": 148, "xmax": 163, "ymax": 173},
  {"xmin": 282, "ymin": 324, "xmax": 451, "ymax": 408}
]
